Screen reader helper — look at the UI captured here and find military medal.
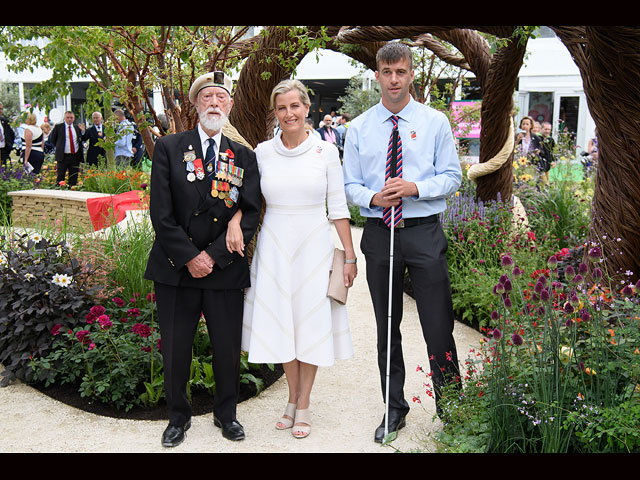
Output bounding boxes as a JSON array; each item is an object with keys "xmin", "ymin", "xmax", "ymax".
[
  {"xmin": 184, "ymin": 155, "xmax": 196, "ymax": 182},
  {"xmin": 193, "ymin": 158, "xmax": 205, "ymax": 180}
]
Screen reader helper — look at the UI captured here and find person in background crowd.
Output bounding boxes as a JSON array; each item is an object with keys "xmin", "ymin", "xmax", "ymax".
[
  {"xmin": 305, "ymin": 117, "xmax": 321, "ymax": 138},
  {"xmin": 113, "ymin": 108, "xmax": 135, "ymax": 167},
  {"xmin": 21, "ymin": 112, "xmax": 45, "ymax": 174},
  {"xmin": 0, "ymin": 102, "xmax": 16, "ymax": 168},
  {"xmin": 82, "ymin": 112, "xmax": 106, "ymax": 167},
  {"xmin": 335, "ymin": 113, "xmax": 350, "ymax": 148},
  {"xmin": 48, "ymin": 110, "xmax": 84, "ymax": 186},
  {"xmin": 40, "ymin": 122, "xmax": 54, "ymax": 155}
]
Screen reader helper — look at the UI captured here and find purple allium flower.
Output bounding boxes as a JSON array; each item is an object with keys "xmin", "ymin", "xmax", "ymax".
[
  {"xmin": 503, "ymin": 279, "xmax": 513, "ymax": 292},
  {"xmin": 492, "ymin": 328, "xmax": 502, "ymax": 340},
  {"xmin": 501, "ymin": 254, "xmax": 514, "ymax": 269},
  {"xmin": 537, "ymin": 305, "xmax": 546, "ymax": 315},
  {"xmin": 579, "ymin": 308, "xmax": 591, "ymax": 322},
  {"xmin": 592, "ymin": 267, "xmax": 603, "ymax": 279},
  {"xmin": 578, "ymin": 263, "xmax": 588, "ymax": 275},
  {"xmin": 491, "ymin": 310, "xmax": 500, "ymax": 321},
  {"xmin": 563, "ymin": 302, "xmax": 574, "ymax": 314},
  {"xmin": 573, "ymin": 274, "xmax": 583, "ymax": 284},
  {"xmin": 547, "ymin": 255, "xmax": 558, "ymax": 269},
  {"xmin": 503, "ymin": 295, "xmax": 512, "ymax": 308},
  {"xmin": 540, "ymin": 288, "xmax": 550, "ymax": 302},
  {"xmin": 511, "ymin": 333, "xmax": 523, "ymax": 346},
  {"xmin": 622, "ymin": 284, "xmax": 634, "ymax": 296},
  {"xmin": 534, "ymin": 281, "xmax": 544, "ymax": 294},
  {"xmin": 588, "ymin": 246, "xmax": 602, "ymax": 261},
  {"xmin": 495, "ymin": 283, "xmax": 505, "ymax": 294},
  {"xmin": 513, "ymin": 266, "xmax": 523, "ymax": 278},
  {"xmin": 564, "ymin": 265, "xmax": 575, "ymax": 282}
]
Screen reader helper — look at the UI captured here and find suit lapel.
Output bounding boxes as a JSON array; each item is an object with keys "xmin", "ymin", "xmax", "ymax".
[{"xmin": 179, "ymin": 129, "xmax": 211, "ymax": 201}]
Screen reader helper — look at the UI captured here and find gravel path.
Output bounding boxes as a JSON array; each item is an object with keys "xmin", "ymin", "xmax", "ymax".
[{"xmin": 0, "ymin": 226, "xmax": 482, "ymax": 453}]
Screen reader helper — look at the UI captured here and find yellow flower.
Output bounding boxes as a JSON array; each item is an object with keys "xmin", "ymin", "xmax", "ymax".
[{"xmin": 584, "ymin": 367, "xmax": 596, "ymax": 376}]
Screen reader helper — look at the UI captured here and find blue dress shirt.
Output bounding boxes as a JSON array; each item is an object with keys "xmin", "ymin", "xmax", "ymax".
[
  {"xmin": 342, "ymin": 97, "xmax": 462, "ymax": 219},
  {"xmin": 115, "ymin": 119, "xmax": 135, "ymax": 157}
]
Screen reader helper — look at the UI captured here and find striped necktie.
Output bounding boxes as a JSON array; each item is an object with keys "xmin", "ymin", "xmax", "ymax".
[
  {"xmin": 205, "ymin": 138, "xmax": 215, "ymax": 179},
  {"xmin": 383, "ymin": 115, "xmax": 403, "ymax": 227}
]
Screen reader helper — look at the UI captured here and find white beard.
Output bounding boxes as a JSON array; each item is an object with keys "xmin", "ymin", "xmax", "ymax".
[{"xmin": 198, "ymin": 108, "xmax": 228, "ymax": 133}]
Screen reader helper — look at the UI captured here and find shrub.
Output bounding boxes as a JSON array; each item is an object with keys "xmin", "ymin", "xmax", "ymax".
[
  {"xmin": 431, "ymin": 249, "xmax": 640, "ymax": 453},
  {"xmin": 30, "ymin": 294, "xmax": 162, "ymax": 412},
  {"xmin": 0, "ymin": 164, "xmax": 38, "ymax": 223},
  {"xmin": 0, "ymin": 232, "xmax": 98, "ymax": 386}
]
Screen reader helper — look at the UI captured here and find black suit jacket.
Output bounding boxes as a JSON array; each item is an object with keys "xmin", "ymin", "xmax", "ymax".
[
  {"xmin": 144, "ymin": 128, "xmax": 262, "ymax": 290},
  {"xmin": 82, "ymin": 124, "xmax": 106, "ymax": 165},
  {"xmin": 1, "ymin": 116, "xmax": 15, "ymax": 157},
  {"xmin": 48, "ymin": 122, "xmax": 84, "ymax": 164}
]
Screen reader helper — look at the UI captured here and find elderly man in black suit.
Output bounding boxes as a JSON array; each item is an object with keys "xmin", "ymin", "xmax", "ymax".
[
  {"xmin": 82, "ymin": 111, "xmax": 106, "ymax": 167},
  {"xmin": 48, "ymin": 110, "xmax": 84, "ymax": 186},
  {"xmin": 144, "ymin": 71, "xmax": 262, "ymax": 448}
]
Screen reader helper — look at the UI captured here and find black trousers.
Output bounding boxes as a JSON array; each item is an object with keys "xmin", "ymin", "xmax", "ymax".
[
  {"xmin": 154, "ymin": 282, "xmax": 244, "ymax": 427},
  {"xmin": 360, "ymin": 217, "xmax": 460, "ymax": 415},
  {"xmin": 56, "ymin": 153, "xmax": 82, "ymax": 186}
]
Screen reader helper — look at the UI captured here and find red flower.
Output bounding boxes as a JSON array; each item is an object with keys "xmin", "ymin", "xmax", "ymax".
[
  {"xmin": 132, "ymin": 323, "xmax": 152, "ymax": 338},
  {"xmin": 51, "ymin": 324, "xmax": 62, "ymax": 336},
  {"xmin": 225, "ymin": 149, "xmax": 234, "ymax": 159},
  {"xmin": 112, "ymin": 297, "xmax": 125, "ymax": 307},
  {"xmin": 76, "ymin": 330, "xmax": 91, "ymax": 344}
]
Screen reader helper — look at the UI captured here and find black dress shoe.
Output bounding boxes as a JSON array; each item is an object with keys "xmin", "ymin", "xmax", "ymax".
[
  {"xmin": 374, "ymin": 410, "xmax": 407, "ymax": 443},
  {"xmin": 213, "ymin": 417, "xmax": 245, "ymax": 441},
  {"xmin": 161, "ymin": 419, "xmax": 191, "ymax": 447}
]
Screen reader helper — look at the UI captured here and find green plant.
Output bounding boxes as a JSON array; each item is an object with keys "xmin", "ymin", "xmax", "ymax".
[
  {"xmin": 30, "ymin": 293, "xmax": 162, "ymax": 411},
  {"xmin": 0, "ymin": 232, "xmax": 98, "ymax": 386},
  {"xmin": 0, "ymin": 164, "xmax": 38, "ymax": 223},
  {"xmin": 433, "ymin": 248, "xmax": 640, "ymax": 453}
]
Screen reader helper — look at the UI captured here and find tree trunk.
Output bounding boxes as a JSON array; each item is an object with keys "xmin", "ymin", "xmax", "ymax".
[{"xmin": 554, "ymin": 26, "xmax": 640, "ymax": 284}]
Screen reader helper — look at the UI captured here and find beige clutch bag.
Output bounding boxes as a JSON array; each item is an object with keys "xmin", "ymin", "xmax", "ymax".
[{"xmin": 327, "ymin": 248, "xmax": 348, "ymax": 305}]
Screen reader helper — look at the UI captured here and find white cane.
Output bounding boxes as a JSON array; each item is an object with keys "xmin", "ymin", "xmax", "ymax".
[
  {"xmin": 384, "ymin": 124, "xmax": 400, "ymax": 440},
  {"xmin": 384, "ymin": 204, "xmax": 395, "ymax": 439}
]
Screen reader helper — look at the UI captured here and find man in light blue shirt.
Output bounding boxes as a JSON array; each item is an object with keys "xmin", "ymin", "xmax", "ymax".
[
  {"xmin": 342, "ymin": 42, "xmax": 462, "ymax": 443},
  {"xmin": 114, "ymin": 108, "xmax": 135, "ymax": 167}
]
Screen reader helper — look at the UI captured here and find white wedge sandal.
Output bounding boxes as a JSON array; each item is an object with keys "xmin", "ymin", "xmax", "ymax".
[
  {"xmin": 292, "ymin": 408, "xmax": 311, "ymax": 439},
  {"xmin": 275, "ymin": 402, "xmax": 297, "ymax": 430}
]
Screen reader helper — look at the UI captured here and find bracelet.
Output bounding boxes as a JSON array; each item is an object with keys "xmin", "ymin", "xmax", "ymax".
[{"xmin": 345, "ymin": 258, "xmax": 357, "ymax": 264}]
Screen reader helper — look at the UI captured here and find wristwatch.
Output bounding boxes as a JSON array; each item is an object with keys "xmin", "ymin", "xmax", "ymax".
[{"xmin": 345, "ymin": 258, "xmax": 357, "ymax": 264}]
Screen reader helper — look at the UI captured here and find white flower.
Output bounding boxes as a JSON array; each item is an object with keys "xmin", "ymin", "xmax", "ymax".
[
  {"xmin": 0, "ymin": 253, "xmax": 6, "ymax": 267},
  {"xmin": 52, "ymin": 273, "xmax": 73, "ymax": 287},
  {"xmin": 56, "ymin": 245, "xmax": 64, "ymax": 258},
  {"xmin": 31, "ymin": 234, "xmax": 43, "ymax": 243},
  {"xmin": 24, "ymin": 273, "xmax": 35, "ymax": 281}
]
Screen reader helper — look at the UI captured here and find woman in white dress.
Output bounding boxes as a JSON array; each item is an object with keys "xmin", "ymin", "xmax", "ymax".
[{"xmin": 227, "ymin": 79, "xmax": 357, "ymax": 439}]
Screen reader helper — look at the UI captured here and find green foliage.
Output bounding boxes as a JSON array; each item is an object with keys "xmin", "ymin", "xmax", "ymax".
[
  {"xmin": 0, "ymin": 165, "xmax": 38, "ymax": 224},
  {"xmin": 337, "ymin": 75, "xmax": 381, "ymax": 119},
  {"xmin": 440, "ymin": 184, "xmax": 517, "ymax": 328},
  {"xmin": 434, "ymin": 253, "xmax": 640, "ymax": 453},
  {"xmin": 0, "ymin": 233, "xmax": 98, "ymax": 386},
  {"xmin": 30, "ymin": 295, "xmax": 162, "ymax": 411}
]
